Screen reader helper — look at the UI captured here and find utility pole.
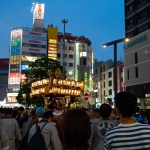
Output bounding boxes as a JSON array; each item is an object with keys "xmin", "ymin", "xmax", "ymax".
[{"xmin": 61, "ymin": 19, "xmax": 68, "ymax": 74}]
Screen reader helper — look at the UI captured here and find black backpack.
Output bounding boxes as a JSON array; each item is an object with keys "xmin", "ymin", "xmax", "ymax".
[{"xmin": 26, "ymin": 122, "xmax": 48, "ymax": 150}]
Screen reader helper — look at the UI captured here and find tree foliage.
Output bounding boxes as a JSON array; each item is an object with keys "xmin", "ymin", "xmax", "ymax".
[{"xmin": 25, "ymin": 57, "xmax": 66, "ymax": 83}]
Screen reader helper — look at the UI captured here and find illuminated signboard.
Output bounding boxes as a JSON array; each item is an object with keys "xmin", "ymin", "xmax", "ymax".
[
  {"xmin": 21, "ymin": 65, "xmax": 29, "ymax": 70},
  {"xmin": 47, "ymin": 27, "xmax": 58, "ymax": 60},
  {"xmin": 84, "ymin": 72, "xmax": 88, "ymax": 91},
  {"xmin": 9, "ymin": 29, "xmax": 22, "ymax": 84},
  {"xmin": 33, "ymin": 3, "xmax": 45, "ymax": 23}
]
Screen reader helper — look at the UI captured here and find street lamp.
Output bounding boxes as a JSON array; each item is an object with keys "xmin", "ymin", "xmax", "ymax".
[
  {"xmin": 103, "ymin": 38, "xmax": 129, "ymax": 96},
  {"xmin": 61, "ymin": 19, "xmax": 68, "ymax": 74}
]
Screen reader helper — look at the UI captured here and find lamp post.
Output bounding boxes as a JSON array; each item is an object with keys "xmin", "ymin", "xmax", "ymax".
[
  {"xmin": 103, "ymin": 38, "xmax": 129, "ymax": 96},
  {"xmin": 61, "ymin": 19, "xmax": 68, "ymax": 74}
]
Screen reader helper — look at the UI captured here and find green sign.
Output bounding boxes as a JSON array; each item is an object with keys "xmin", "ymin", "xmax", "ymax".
[{"xmin": 127, "ymin": 35, "xmax": 147, "ymax": 48}]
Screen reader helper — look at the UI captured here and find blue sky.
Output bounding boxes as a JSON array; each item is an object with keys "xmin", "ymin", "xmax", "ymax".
[{"xmin": 0, "ymin": 0, "xmax": 125, "ymax": 61}]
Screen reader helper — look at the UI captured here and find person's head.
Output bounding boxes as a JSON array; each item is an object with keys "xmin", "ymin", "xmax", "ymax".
[
  {"xmin": 53, "ymin": 109, "xmax": 63, "ymax": 121},
  {"xmin": 4, "ymin": 108, "xmax": 13, "ymax": 116},
  {"xmin": 135, "ymin": 106, "xmax": 140, "ymax": 113},
  {"xmin": 42, "ymin": 111, "xmax": 53, "ymax": 122},
  {"xmin": 114, "ymin": 91, "xmax": 137, "ymax": 118},
  {"xmin": 93, "ymin": 108, "xmax": 100, "ymax": 118},
  {"xmin": 109, "ymin": 108, "xmax": 116, "ymax": 120},
  {"xmin": 18, "ymin": 107, "xmax": 24, "ymax": 114},
  {"xmin": 35, "ymin": 107, "xmax": 44, "ymax": 117},
  {"xmin": 62, "ymin": 109, "xmax": 91, "ymax": 150},
  {"xmin": 99, "ymin": 104, "xmax": 112, "ymax": 119}
]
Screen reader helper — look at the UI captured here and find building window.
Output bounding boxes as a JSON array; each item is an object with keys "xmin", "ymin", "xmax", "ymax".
[
  {"xmin": 63, "ymin": 62, "xmax": 67, "ymax": 66},
  {"xmin": 69, "ymin": 63, "xmax": 73, "ymax": 67},
  {"xmin": 127, "ymin": 69, "xmax": 129, "ymax": 80},
  {"xmin": 57, "ymin": 53, "xmax": 61, "ymax": 59},
  {"xmin": 135, "ymin": 67, "xmax": 138, "ymax": 78},
  {"xmin": 138, "ymin": 10, "xmax": 147, "ymax": 20},
  {"xmin": 101, "ymin": 67, "xmax": 102, "ymax": 72},
  {"xmin": 69, "ymin": 46, "xmax": 73, "ymax": 51},
  {"xmin": 109, "ymin": 89, "xmax": 112, "ymax": 95},
  {"xmin": 128, "ymin": 18, "xmax": 133, "ymax": 26},
  {"xmin": 69, "ymin": 54, "xmax": 73, "ymax": 59},
  {"xmin": 95, "ymin": 69, "xmax": 97, "ymax": 74},
  {"xmin": 103, "ymin": 74, "xmax": 105, "ymax": 80},
  {"xmin": 104, "ymin": 90, "xmax": 105, "ymax": 96},
  {"xmin": 103, "ymin": 66, "xmax": 105, "ymax": 71},
  {"xmin": 108, "ymin": 80, "xmax": 112, "ymax": 86},
  {"xmin": 128, "ymin": 4, "xmax": 133, "ymax": 11},
  {"xmin": 135, "ymin": 53, "xmax": 138, "ymax": 64},
  {"xmin": 108, "ymin": 72, "xmax": 112, "ymax": 78},
  {"xmin": 104, "ymin": 82, "xmax": 105, "ymax": 88},
  {"xmin": 83, "ymin": 58, "xmax": 86, "ymax": 65}
]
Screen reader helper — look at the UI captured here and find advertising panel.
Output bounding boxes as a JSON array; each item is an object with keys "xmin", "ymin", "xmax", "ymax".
[
  {"xmin": 47, "ymin": 27, "xmax": 58, "ymax": 60},
  {"xmin": 23, "ymin": 30, "xmax": 47, "ymax": 37},
  {"xmin": 22, "ymin": 39, "xmax": 47, "ymax": 45},
  {"xmin": 21, "ymin": 65, "xmax": 29, "ymax": 70},
  {"xmin": 9, "ymin": 73, "xmax": 20, "ymax": 83},
  {"xmin": 22, "ymin": 46, "xmax": 46, "ymax": 54},
  {"xmin": 9, "ymin": 29, "xmax": 22, "ymax": 84},
  {"xmin": 33, "ymin": 3, "xmax": 45, "ymax": 22},
  {"xmin": 0, "ymin": 59, "xmax": 9, "ymax": 69}
]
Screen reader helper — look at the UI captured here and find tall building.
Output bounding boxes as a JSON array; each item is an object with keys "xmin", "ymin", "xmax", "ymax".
[
  {"xmin": 93, "ymin": 60, "xmax": 125, "ymax": 107},
  {"xmin": 7, "ymin": 3, "xmax": 47, "ymax": 106},
  {"xmin": 124, "ymin": 0, "xmax": 150, "ymax": 108},
  {"xmin": 57, "ymin": 33, "xmax": 92, "ymax": 82},
  {"xmin": 125, "ymin": 0, "xmax": 150, "ymax": 38},
  {"xmin": 0, "ymin": 59, "xmax": 9, "ymax": 105}
]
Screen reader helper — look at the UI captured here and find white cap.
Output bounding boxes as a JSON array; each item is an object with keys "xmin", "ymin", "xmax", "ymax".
[{"xmin": 53, "ymin": 110, "xmax": 63, "ymax": 116}]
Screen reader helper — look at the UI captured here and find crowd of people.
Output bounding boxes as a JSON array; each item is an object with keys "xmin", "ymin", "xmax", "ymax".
[{"xmin": 0, "ymin": 91, "xmax": 150, "ymax": 150}]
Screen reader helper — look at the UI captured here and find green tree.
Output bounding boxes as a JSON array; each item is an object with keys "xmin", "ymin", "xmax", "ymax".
[{"xmin": 25, "ymin": 58, "xmax": 66, "ymax": 83}]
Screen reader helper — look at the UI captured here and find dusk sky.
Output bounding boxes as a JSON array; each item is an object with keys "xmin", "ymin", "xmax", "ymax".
[{"xmin": 0, "ymin": 0, "xmax": 125, "ymax": 61}]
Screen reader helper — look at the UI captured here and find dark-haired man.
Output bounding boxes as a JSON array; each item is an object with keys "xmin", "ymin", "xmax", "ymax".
[
  {"xmin": 90, "ymin": 104, "xmax": 118, "ymax": 150},
  {"xmin": 28, "ymin": 111, "xmax": 62, "ymax": 150},
  {"xmin": 104, "ymin": 91, "xmax": 150, "ymax": 150}
]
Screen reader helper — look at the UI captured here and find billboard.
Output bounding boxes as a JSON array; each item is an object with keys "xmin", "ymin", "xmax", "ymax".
[
  {"xmin": 0, "ymin": 59, "xmax": 9, "ymax": 69},
  {"xmin": 33, "ymin": 3, "xmax": 45, "ymax": 22},
  {"xmin": 9, "ymin": 29, "xmax": 22, "ymax": 84},
  {"xmin": 47, "ymin": 27, "xmax": 58, "ymax": 60}
]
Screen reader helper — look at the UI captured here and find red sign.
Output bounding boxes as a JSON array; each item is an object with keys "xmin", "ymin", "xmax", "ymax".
[
  {"xmin": 38, "ymin": 4, "xmax": 42, "ymax": 19},
  {"xmin": 84, "ymin": 93, "xmax": 89, "ymax": 101}
]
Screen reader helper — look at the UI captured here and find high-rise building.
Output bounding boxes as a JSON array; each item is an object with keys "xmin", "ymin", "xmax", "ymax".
[
  {"xmin": 7, "ymin": 3, "xmax": 47, "ymax": 106},
  {"xmin": 125, "ymin": 0, "xmax": 150, "ymax": 38},
  {"xmin": 124, "ymin": 0, "xmax": 150, "ymax": 108}
]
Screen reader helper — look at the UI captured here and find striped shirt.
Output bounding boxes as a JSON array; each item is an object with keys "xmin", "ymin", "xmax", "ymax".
[{"xmin": 104, "ymin": 123, "xmax": 150, "ymax": 150}]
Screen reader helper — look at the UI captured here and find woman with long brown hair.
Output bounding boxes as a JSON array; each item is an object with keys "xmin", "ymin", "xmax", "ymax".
[{"xmin": 62, "ymin": 109, "xmax": 91, "ymax": 150}]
